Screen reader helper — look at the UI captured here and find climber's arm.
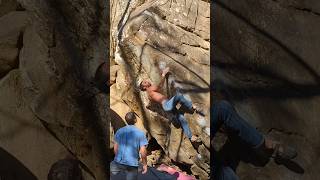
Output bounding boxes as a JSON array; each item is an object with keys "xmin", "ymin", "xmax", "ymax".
[
  {"xmin": 139, "ymin": 146, "xmax": 147, "ymax": 165},
  {"xmin": 113, "ymin": 142, "xmax": 119, "ymax": 155},
  {"xmin": 139, "ymin": 133, "xmax": 148, "ymax": 174},
  {"xmin": 139, "ymin": 145, "xmax": 148, "ymax": 174},
  {"xmin": 156, "ymin": 76, "xmax": 166, "ymax": 89},
  {"xmin": 156, "ymin": 67, "xmax": 170, "ymax": 90},
  {"xmin": 113, "ymin": 130, "xmax": 120, "ymax": 155}
]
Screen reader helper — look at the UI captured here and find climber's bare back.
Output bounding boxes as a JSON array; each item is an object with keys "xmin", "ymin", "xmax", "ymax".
[{"xmin": 146, "ymin": 85, "xmax": 167, "ymax": 104}]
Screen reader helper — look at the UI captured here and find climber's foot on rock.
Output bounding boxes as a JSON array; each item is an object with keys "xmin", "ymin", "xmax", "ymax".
[
  {"xmin": 273, "ymin": 143, "xmax": 297, "ymax": 160},
  {"xmin": 192, "ymin": 105, "xmax": 205, "ymax": 116},
  {"xmin": 190, "ymin": 135, "xmax": 201, "ymax": 143},
  {"xmin": 265, "ymin": 138, "xmax": 297, "ymax": 160}
]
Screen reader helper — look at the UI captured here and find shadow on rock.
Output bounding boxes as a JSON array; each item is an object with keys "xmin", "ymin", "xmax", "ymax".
[
  {"xmin": 0, "ymin": 147, "xmax": 37, "ymax": 180},
  {"xmin": 274, "ymin": 157, "xmax": 304, "ymax": 174}
]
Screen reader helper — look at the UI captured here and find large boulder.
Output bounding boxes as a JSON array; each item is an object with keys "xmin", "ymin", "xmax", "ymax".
[
  {"xmin": 111, "ymin": 0, "xmax": 210, "ymax": 179},
  {"xmin": 0, "ymin": 11, "xmax": 30, "ymax": 78},
  {"xmin": 0, "ymin": 70, "xmax": 70, "ymax": 180},
  {"xmin": 0, "ymin": 0, "xmax": 109, "ymax": 179}
]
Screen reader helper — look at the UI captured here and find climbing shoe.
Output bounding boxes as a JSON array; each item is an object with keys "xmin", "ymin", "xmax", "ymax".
[
  {"xmin": 272, "ymin": 142, "xmax": 298, "ymax": 160},
  {"xmin": 192, "ymin": 105, "xmax": 205, "ymax": 116},
  {"xmin": 190, "ymin": 135, "xmax": 202, "ymax": 143},
  {"xmin": 264, "ymin": 137, "xmax": 297, "ymax": 160}
]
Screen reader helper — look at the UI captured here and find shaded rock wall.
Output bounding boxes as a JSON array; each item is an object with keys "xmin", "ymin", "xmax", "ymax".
[
  {"xmin": 213, "ymin": 1, "xmax": 320, "ymax": 179},
  {"xmin": 0, "ymin": 70, "xmax": 69, "ymax": 180},
  {"xmin": 0, "ymin": 0, "xmax": 108, "ymax": 179}
]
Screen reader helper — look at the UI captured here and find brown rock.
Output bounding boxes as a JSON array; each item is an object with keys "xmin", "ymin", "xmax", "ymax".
[
  {"xmin": 1, "ymin": 0, "xmax": 109, "ymax": 179},
  {"xmin": 0, "ymin": 47, "xmax": 18, "ymax": 77},
  {"xmin": 110, "ymin": 64, "xmax": 120, "ymax": 85},
  {"xmin": 0, "ymin": 0, "xmax": 21, "ymax": 17},
  {"xmin": 191, "ymin": 164, "xmax": 209, "ymax": 180},
  {"xmin": 0, "ymin": 70, "xmax": 70, "ymax": 180},
  {"xmin": 0, "ymin": 11, "xmax": 30, "ymax": 48}
]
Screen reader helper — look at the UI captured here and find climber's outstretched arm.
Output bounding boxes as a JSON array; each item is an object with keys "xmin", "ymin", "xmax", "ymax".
[
  {"xmin": 156, "ymin": 67, "xmax": 170, "ymax": 90},
  {"xmin": 156, "ymin": 76, "xmax": 166, "ymax": 90}
]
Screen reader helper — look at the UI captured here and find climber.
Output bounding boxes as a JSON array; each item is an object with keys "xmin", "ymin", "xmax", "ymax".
[
  {"xmin": 212, "ymin": 99, "xmax": 298, "ymax": 180},
  {"xmin": 139, "ymin": 67, "xmax": 204, "ymax": 143},
  {"xmin": 110, "ymin": 112, "xmax": 148, "ymax": 180}
]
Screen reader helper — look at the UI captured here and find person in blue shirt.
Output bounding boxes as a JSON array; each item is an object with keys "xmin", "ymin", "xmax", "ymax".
[{"xmin": 110, "ymin": 112, "xmax": 148, "ymax": 180}]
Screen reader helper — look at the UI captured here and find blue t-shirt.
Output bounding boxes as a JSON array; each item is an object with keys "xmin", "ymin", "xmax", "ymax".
[{"xmin": 114, "ymin": 125, "xmax": 148, "ymax": 167}]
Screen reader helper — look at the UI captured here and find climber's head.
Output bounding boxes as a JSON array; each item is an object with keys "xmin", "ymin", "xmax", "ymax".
[
  {"xmin": 125, "ymin": 112, "xmax": 137, "ymax": 125},
  {"xmin": 139, "ymin": 79, "xmax": 151, "ymax": 91}
]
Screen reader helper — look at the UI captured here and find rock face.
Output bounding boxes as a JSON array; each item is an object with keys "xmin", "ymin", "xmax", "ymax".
[
  {"xmin": 0, "ymin": 0, "xmax": 108, "ymax": 179},
  {"xmin": 110, "ymin": 0, "xmax": 210, "ymax": 179},
  {"xmin": 0, "ymin": 11, "xmax": 28, "ymax": 78},
  {"xmin": 213, "ymin": 0, "xmax": 320, "ymax": 180},
  {"xmin": 0, "ymin": 70, "xmax": 69, "ymax": 180}
]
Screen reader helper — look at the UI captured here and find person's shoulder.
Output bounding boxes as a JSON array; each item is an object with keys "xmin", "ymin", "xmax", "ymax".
[
  {"xmin": 115, "ymin": 126, "xmax": 127, "ymax": 134},
  {"xmin": 131, "ymin": 126, "xmax": 145, "ymax": 135}
]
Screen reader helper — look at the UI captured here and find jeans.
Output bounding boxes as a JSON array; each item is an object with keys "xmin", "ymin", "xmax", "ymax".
[
  {"xmin": 162, "ymin": 93, "xmax": 193, "ymax": 139},
  {"xmin": 110, "ymin": 161, "xmax": 138, "ymax": 180},
  {"xmin": 212, "ymin": 100, "xmax": 264, "ymax": 180}
]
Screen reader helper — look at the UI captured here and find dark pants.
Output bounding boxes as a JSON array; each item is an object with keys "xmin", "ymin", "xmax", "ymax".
[
  {"xmin": 212, "ymin": 100, "xmax": 264, "ymax": 180},
  {"xmin": 110, "ymin": 161, "xmax": 138, "ymax": 180},
  {"xmin": 162, "ymin": 93, "xmax": 193, "ymax": 139}
]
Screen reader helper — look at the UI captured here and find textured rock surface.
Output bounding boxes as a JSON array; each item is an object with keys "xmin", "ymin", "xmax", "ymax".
[
  {"xmin": 110, "ymin": 0, "xmax": 210, "ymax": 179},
  {"xmin": 0, "ymin": 70, "xmax": 70, "ymax": 180},
  {"xmin": 213, "ymin": 0, "xmax": 320, "ymax": 179},
  {"xmin": 0, "ymin": 0, "xmax": 108, "ymax": 179},
  {"xmin": 0, "ymin": 11, "xmax": 29, "ymax": 78}
]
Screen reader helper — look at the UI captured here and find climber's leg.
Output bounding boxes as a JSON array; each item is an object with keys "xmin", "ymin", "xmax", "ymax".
[
  {"xmin": 212, "ymin": 100, "xmax": 297, "ymax": 161},
  {"xmin": 211, "ymin": 100, "xmax": 264, "ymax": 148},
  {"xmin": 176, "ymin": 112, "xmax": 193, "ymax": 139},
  {"xmin": 162, "ymin": 92, "xmax": 193, "ymax": 112}
]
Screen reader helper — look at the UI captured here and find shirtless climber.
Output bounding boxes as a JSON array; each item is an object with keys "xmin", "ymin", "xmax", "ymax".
[
  {"xmin": 139, "ymin": 67, "xmax": 204, "ymax": 143},
  {"xmin": 212, "ymin": 93, "xmax": 298, "ymax": 180}
]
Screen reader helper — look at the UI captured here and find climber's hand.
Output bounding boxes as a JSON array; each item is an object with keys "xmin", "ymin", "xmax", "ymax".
[
  {"xmin": 161, "ymin": 67, "xmax": 170, "ymax": 77},
  {"xmin": 142, "ymin": 164, "xmax": 148, "ymax": 174}
]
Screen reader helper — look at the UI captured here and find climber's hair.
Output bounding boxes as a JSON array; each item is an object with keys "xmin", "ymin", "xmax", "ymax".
[
  {"xmin": 125, "ymin": 112, "xmax": 137, "ymax": 125},
  {"xmin": 139, "ymin": 81, "xmax": 146, "ymax": 91}
]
